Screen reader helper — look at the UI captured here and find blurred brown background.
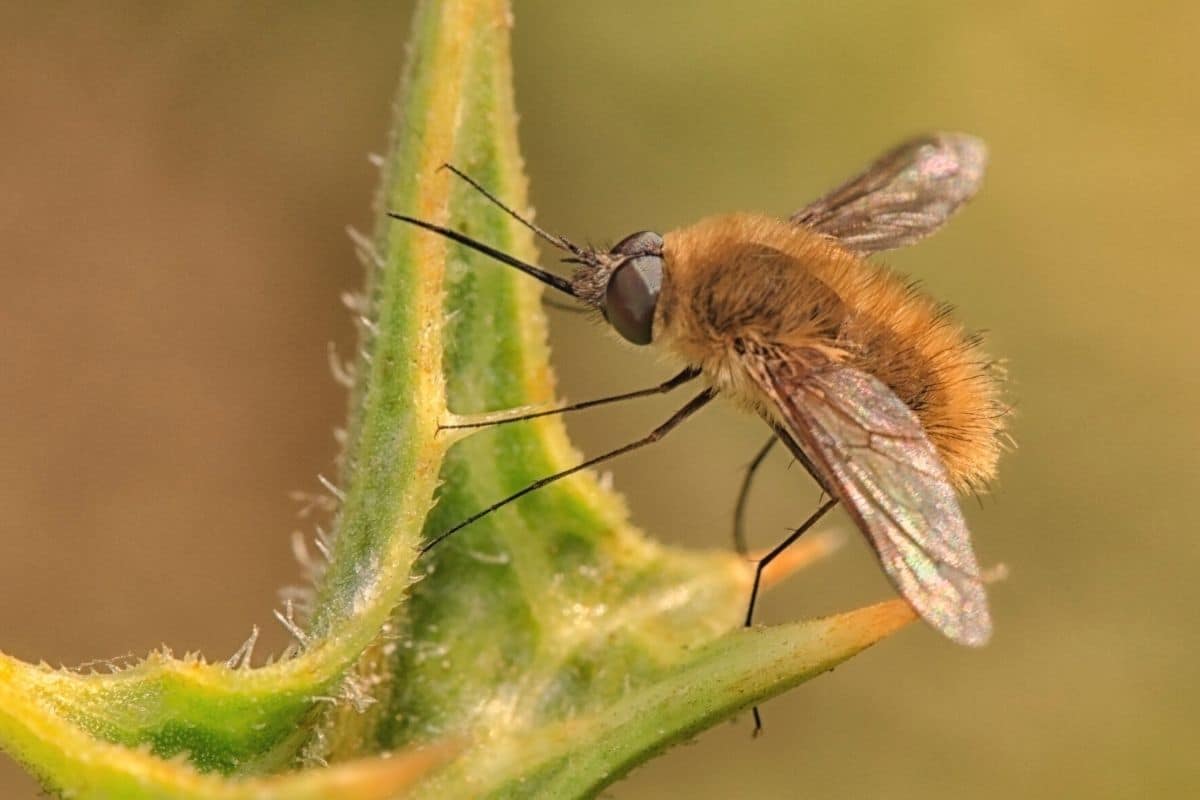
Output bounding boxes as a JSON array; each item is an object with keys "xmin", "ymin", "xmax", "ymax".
[{"xmin": 2, "ymin": 2, "xmax": 1197, "ymax": 797}]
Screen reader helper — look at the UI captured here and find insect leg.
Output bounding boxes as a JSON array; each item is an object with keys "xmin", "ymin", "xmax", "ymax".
[
  {"xmin": 769, "ymin": 422, "xmax": 835, "ymax": 496},
  {"xmin": 745, "ymin": 495, "xmax": 838, "ymax": 735},
  {"xmin": 420, "ymin": 387, "xmax": 717, "ymax": 554},
  {"xmin": 440, "ymin": 366, "xmax": 700, "ymax": 431},
  {"xmin": 542, "ymin": 296, "xmax": 588, "ymax": 314},
  {"xmin": 732, "ymin": 436, "xmax": 778, "ymax": 555},
  {"xmin": 743, "ymin": 497, "xmax": 839, "ymax": 628}
]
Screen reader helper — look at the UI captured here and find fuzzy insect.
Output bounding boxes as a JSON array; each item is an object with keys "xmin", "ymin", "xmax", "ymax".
[{"xmin": 390, "ymin": 132, "xmax": 1007, "ymax": 656}]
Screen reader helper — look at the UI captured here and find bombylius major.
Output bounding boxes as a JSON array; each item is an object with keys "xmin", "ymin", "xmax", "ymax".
[{"xmin": 389, "ymin": 132, "xmax": 1007, "ymax": 657}]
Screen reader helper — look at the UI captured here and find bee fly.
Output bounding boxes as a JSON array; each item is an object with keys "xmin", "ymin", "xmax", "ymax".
[{"xmin": 390, "ymin": 133, "xmax": 1007, "ymax": 680}]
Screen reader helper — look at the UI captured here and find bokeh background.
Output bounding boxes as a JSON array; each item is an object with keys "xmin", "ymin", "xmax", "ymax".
[{"xmin": 2, "ymin": 2, "xmax": 1197, "ymax": 797}]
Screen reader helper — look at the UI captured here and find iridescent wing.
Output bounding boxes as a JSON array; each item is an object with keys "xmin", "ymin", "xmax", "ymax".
[
  {"xmin": 791, "ymin": 132, "xmax": 987, "ymax": 254},
  {"xmin": 746, "ymin": 353, "xmax": 992, "ymax": 645}
]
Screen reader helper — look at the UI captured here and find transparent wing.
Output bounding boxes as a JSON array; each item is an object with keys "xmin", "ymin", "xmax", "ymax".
[
  {"xmin": 747, "ymin": 354, "xmax": 992, "ymax": 645},
  {"xmin": 791, "ymin": 132, "xmax": 987, "ymax": 254}
]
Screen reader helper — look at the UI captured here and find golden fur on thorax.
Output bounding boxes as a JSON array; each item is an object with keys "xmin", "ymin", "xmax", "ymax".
[{"xmin": 655, "ymin": 212, "xmax": 1005, "ymax": 490}]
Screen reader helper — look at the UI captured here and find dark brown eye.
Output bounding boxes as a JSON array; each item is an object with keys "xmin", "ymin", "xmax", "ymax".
[
  {"xmin": 604, "ymin": 254, "xmax": 663, "ymax": 345},
  {"xmin": 610, "ymin": 230, "xmax": 663, "ymax": 257}
]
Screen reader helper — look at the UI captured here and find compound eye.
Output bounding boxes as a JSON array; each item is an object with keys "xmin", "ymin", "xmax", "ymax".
[
  {"xmin": 610, "ymin": 230, "xmax": 664, "ymax": 257},
  {"xmin": 604, "ymin": 254, "xmax": 663, "ymax": 345}
]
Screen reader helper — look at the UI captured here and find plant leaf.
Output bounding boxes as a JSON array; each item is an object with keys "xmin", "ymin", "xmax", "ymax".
[
  {"xmin": 308, "ymin": 0, "xmax": 918, "ymax": 796},
  {"xmin": 0, "ymin": 658, "xmax": 457, "ymax": 800},
  {"xmin": 0, "ymin": 0, "xmax": 920, "ymax": 797},
  {"xmin": 0, "ymin": 0, "xmax": 474, "ymax": 788},
  {"xmin": 407, "ymin": 600, "xmax": 916, "ymax": 798}
]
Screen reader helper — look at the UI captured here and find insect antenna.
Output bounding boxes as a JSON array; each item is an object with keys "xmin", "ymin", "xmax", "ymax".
[{"xmin": 439, "ymin": 163, "xmax": 590, "ymax": 260}]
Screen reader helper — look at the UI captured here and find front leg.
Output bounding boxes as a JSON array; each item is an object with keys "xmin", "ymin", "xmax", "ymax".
[{"xmin": 439, "ymin": 366, "xmax": 701, "ymax": 432}]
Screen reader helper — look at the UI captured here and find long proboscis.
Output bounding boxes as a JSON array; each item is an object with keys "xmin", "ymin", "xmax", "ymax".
[{"xmin": 386, "ymin": 212, "xmax": 580, "ymax": 298}]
